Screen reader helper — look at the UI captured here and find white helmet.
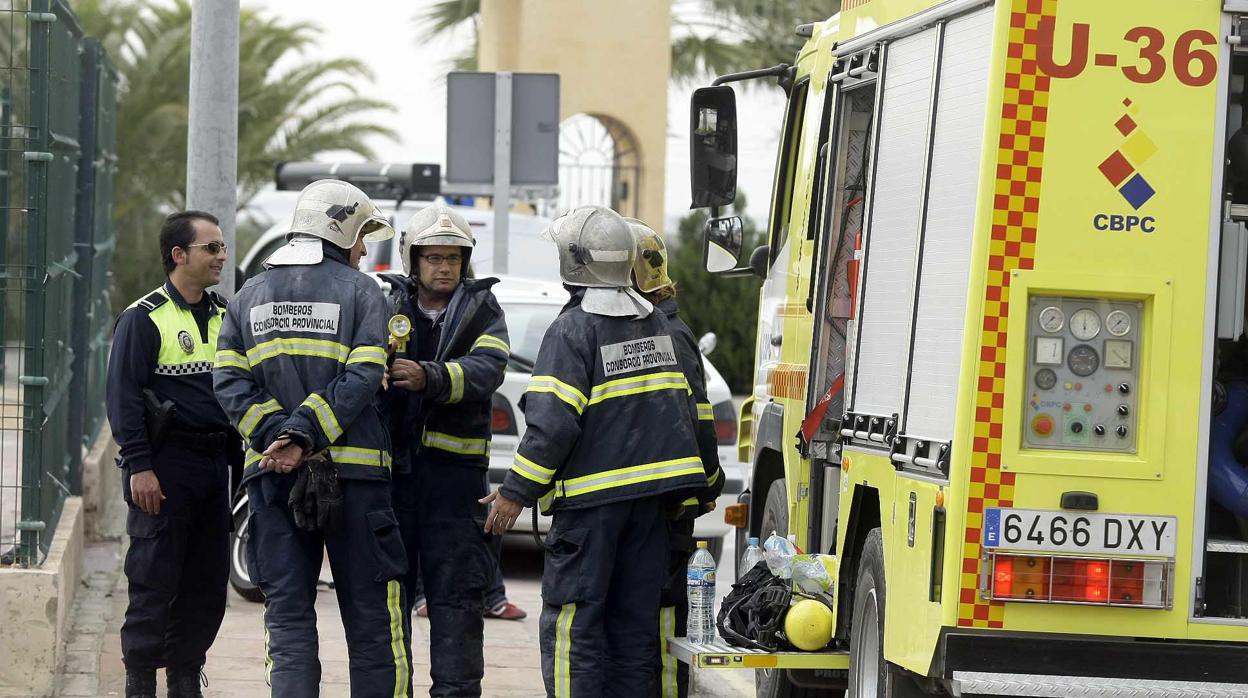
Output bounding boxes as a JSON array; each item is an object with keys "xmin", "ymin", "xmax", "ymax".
[
  {"xmin": 267, "ymin": 179, "xmax": 394, "ymax": 267},
  {"xmin": 625, "ymin": 218, "xmax": 673, "ymax": 294},
  {"xmin": 400, "ymin": 204, "xmax": 475, "ymax": 277},
  {"xmin": 542, "ymin": 205, "xmax": 636, "ymax": 288}
]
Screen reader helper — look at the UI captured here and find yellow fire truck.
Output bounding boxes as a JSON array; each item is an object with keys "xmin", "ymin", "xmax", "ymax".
[{"xmin": 669, "ymin": 0, "xmax": 1248, "ymax": 695}]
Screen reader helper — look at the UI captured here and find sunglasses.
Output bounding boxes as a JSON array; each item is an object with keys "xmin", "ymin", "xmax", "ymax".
[{"xmin": 185, "ymin": 241, "xmax": 228, "ymax": 255}]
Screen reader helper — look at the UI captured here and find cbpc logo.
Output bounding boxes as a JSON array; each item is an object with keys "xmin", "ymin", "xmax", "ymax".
[{"xmin": 1094, "ymin": 98, "xmax": 1157, "ymax": 234}]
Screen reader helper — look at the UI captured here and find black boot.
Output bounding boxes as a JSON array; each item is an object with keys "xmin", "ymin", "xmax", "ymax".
[
  {"xmin": 166, "ymin": 667, "xmax": 206, "ymax": 698},
  {"xmin": 124, "ymin": 668, "xmax": 156, "ymax": 698}
]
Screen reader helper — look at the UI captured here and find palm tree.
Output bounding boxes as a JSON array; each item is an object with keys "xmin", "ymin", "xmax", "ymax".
[
  {"xmin": 413, "ymin": 0, "xmax": 836, "ymax": 83},
  {"xmin": 76, "ymin": 0, "xmax": 398, "ymax": 312}
]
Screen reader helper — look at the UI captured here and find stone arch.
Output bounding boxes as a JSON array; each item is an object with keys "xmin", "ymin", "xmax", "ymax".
[{"xmin": 478, "ymin": 0, "xmax": 671, "ymax": 227}]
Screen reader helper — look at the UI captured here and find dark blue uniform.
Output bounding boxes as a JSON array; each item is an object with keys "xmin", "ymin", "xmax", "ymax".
[
  {"xmin": 214, "ymin": 242, "xmax": 408, "ymax": 698},
  {"xmin": 379, "ymin": 274, "xmax": 509, "ymax": 697},
  {"xmin": 106, "ymin": 281, "xmax": 232, "ymax": 677}
]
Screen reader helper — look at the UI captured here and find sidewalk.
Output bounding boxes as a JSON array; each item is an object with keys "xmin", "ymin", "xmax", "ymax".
[{"xmin": 56, "ymin": 503, "xmax": 752, "ymax": 697}]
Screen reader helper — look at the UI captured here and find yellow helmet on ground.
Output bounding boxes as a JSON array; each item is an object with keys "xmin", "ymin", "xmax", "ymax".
[
  {"xmin": 784, "ymin": 598, "xmax": 833, "ymax": 651},
  {"xmin": 625, "ymin": 218, "xmax": 673, "ymax": 294}
]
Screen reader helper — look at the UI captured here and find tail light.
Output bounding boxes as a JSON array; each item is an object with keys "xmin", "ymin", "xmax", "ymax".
[
  {"xmin": 985, "ymin": 552, "xmax": 1169, "ymax": 608},
  {"xmin": 712, "ymin": 400, "xmax": 737, "ymax": 445},
  {"xmin": 374, "ymin": 262, "xmax": 391, "ymax": 272},
  {"xmin": 491, "ymin": 394, "xmax": 517, "ymax": 435}
]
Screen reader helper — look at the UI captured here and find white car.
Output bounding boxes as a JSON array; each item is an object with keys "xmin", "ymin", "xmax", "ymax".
[{"xmin": 486, "ymin": 276, "xmax": 743, "ymax": 561}]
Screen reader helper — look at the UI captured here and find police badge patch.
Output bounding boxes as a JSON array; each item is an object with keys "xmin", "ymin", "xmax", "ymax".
[{"xmin": 178, "ymin": 330, "xmax": 195, "ymax": 354}]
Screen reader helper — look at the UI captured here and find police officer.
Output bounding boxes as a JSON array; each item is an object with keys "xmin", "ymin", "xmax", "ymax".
[
  {"xmin": 378, "ymin": 203, "xmax": 510, "ymax": 697},
  {"xmin": 483, "ymin": 205, "xmax": 712, "ymax": 697},
  {"xmin": 213, "ymin": 180, "xmax": 408, "ymax": 697},
  {"xmin": 628, "ymin": 219, "xmax": 726, "ymax": 698},
  {"xmin": 106, "ymin": 210, "xmax": 234, "ymax": 698}
]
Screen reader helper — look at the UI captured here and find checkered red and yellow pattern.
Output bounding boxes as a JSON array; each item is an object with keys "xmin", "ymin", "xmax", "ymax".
[{"xmin": 957, "ymin": 0, "xmax": 1057, "ymax": 629}]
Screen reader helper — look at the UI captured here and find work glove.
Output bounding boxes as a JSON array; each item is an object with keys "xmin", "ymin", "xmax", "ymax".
[{"xmin": 287, "ymin": 457, "xmax": 343, "ymax": 533}]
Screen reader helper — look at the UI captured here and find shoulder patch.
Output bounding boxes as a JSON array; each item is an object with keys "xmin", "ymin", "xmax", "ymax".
[{"xmin": 137, "ymin": 291, "xmax": 168, "ymax": 312}]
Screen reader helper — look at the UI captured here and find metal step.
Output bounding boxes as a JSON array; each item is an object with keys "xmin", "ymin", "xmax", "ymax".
[
  {"xmin": 1207, "ymin": 537, "xmax": 1248, "ymax": 554},
  {"xmin": 666, "ymin": 636, "xmax": 850, "ymax": 670},
  {"xmin": 953, "ymin": 671, "xmax": 1248, "ymax": 697}
]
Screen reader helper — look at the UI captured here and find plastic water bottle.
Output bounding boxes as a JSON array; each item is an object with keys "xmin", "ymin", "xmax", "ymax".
[
  {"xmin": 741, "ymin": 536, "xmax": 764, "ymax": 574},
  {"xmin": 687, "ymin": 541, "xmax": 718, "ymax": 644}
]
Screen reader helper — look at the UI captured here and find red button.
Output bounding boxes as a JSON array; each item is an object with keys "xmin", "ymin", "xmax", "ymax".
[
  {"xmin": 1032, "ymin": 414, "xmax": 1055, "ymax": 436},
  {"xmin": 1084, "ymin": 403, "xmax": 1093, "ymax": 413},
  {"xmin": 1063, "ymin": 403, "xmax": 1072, "ymax": 412}
]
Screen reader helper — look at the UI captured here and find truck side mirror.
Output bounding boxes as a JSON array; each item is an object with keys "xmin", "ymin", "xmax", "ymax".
[
  {"xmin": 698, "ymin": 332, "xmax": 718, "ymax": 356},
  {"xmin": 748, "ymin": 244, "xmax": 770, "ymax": 279},
  {"xmin": 690, "ymin": 86, "xmax": 738, "ymax": 208},
  {"xmin": 704, "ymin": 215, "xmax": 744, "ymax": 273}
]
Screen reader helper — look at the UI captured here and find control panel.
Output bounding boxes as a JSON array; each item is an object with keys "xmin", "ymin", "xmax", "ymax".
[{"xmin": 1023, "ymin": 296, "xmax": 1141, "ymax": 453}]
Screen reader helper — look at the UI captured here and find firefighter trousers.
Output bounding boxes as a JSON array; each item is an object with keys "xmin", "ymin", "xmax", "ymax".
[
  {"xmin": 657, "ymin": 519, "xmax": 696, "ymax": 698},
  {"xmin": 393, "ymin": 462, "xmax": 493, "ymax": 697},
  {"xmin": 120, "ymin": 448, "xmax": 229, "ymax": 673},
  {"xmin": 539, "ymin": 496, "xmax": 667, "ymax": 698},
  {"xmin": 246, "ymin": 473, "xmax": 409, "ymax": 698}
]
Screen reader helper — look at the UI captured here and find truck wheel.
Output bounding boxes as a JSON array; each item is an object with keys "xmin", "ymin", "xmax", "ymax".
[
  {"xmin": 848, "ymin": 529, "xmax": 926, "ymax": 697},
  {"xmin": 229, "ymin": 494, "xmax": 265, "ymax": 603}
]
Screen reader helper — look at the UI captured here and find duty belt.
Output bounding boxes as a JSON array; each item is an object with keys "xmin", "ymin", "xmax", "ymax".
[{"xmin": 167, "ymin": 429, "xmax": 229, "ymax": 454}]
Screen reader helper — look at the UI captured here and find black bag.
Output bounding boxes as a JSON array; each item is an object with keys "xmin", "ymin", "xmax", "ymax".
[{"xmin": 716, "ymin": 562, "xmax": 792, "ymax": 651}]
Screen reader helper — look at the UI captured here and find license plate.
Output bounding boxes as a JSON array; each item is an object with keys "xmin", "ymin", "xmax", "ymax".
[{"xmin": 983, "ymin": 508, "xmax": 1176, "ymax": 557}]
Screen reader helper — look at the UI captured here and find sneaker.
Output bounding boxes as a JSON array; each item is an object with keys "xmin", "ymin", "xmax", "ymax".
[
  {"xmin": 415, "ymin": 600, "xmax": 429, "ymax": 618},
  {"xmin": 485, "ymin": 601, "xmax": 527, "ymax": 620}
]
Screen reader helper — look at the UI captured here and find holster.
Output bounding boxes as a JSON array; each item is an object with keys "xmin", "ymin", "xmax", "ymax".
[{"xmin": 142, "ymin": 388, "xmax": 176, "ymax": 450}]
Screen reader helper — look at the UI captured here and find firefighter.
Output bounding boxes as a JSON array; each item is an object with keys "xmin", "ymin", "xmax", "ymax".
[
  {"xmin": 482, "ymin": 205, "xmax": 711, "ymax": 697},
  {"xmin": 378, "ymin": 203, "xmax": 510, "ymax": 697},
  {"xmin": 627, "ymin": 218, "xmax": 725, "ymax": 698},
  {"xmin": 213, "ymin": 180, "xmax": 408, "ymax": 697},
  {"xmin": 106, "ymin": 210, "xmax": 234, "ymax": 698}
]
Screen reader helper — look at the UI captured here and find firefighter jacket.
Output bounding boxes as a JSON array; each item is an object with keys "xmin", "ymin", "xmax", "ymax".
[
  {"xmin": 214, "ymin": 244, "xmax": 392, "ymax": 484},
  {"xmin": 377, "ymin": 274, "xmax": 509, "ymax": 471},
  {"xmin": 498, "ymin": 290, "xmax": 709, "ymax": 513},
  {"xmin": 657, "ymin": 298, "xmax": 726, "ymax": 519},
  {"xmin": 107, "ymin": 282, "xmax": 232, "ymax": 474}
]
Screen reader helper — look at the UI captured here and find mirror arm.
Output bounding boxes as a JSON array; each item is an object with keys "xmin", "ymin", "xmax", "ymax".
[{"xmin": 712, "ymin": 64, "xmax": 794, "ymax": 89}]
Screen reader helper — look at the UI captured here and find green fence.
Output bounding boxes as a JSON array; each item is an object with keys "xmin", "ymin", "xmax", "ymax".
[{"xmin": 0, "ymin": 0, "xmax": 117, "ymax": 567}]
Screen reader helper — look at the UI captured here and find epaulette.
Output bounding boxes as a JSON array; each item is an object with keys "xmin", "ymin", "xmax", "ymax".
[{"xmin": 137, "ymin": 291, "xmax": 168, "ymax": 312}]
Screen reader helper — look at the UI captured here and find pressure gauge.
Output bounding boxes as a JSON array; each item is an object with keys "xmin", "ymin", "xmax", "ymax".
[
  {"xmin": 1070, "ymin": 309, "xmax": 1101, "ymax": 341},
  {"xmin": 1038, "ymin": 306, "xmax": 1065, "ymax": 333},
  {"xmin": 1104, "ymin": 339, "xmax": 1132, "ymax": 369},
  {"xmin": 1106, "ymin": 310, "xmax": 1131, "ymax": 337},
  {"xmin": 1035, "ymin": 337, "xmax": 1063, "ymax": 365},
  {"xmin": 1034, "ymin": 368, "xmax": 1058, "ymax": 390},
  {"xmin": 1067, "ymin": 344, "xmax": 1100, "ymax": 377}
]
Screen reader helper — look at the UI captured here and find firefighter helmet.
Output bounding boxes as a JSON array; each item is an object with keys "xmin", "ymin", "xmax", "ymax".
[
  {"xmin": 267, "ymin": 180, "xmax": 393, "ymax": 266},
  {"xmin": 783, "ymin": 598, "xmax": 834, "ymax": 651},
  {"xmin": 400, "ymin": 204, "xmax": 475, "ymax": 277},
  {"xmin": 625, "ymin": 218, "xmax": 673, "ymax": 293},
  {"xmin": 542, "ymin": 206, "xmax": 637, "ymax": 288}
]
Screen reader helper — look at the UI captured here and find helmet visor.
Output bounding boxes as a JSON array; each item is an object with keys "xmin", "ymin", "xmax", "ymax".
[{"xmin": 360, "ymin": 215, "xmax": 395, "ymax": 242}]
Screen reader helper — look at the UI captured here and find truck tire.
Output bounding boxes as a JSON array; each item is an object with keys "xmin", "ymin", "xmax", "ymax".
[
  {"xmin": 229, "ymin": 493, "xmax": 265, "ymax": 603},
  {"xmin": 756, "ymin": 479, "xmax": 845, "ymax": 697},
  {"xmin": 847, "ymin": 529, "xmax": 927, "ymax": 697}
]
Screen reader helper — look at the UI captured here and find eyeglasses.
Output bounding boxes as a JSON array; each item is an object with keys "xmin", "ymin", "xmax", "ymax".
[
  {"xmin": 186, "ymin": 241, "xmax": 228, "ymax": 255},
  {"xmin": 419, "ymin": 254, "xmax": 463, "ymax": 266}
]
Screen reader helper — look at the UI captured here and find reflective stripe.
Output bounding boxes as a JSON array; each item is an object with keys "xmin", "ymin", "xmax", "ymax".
[
  {"xmin": 697, "ymin": 402, "xmax": 714, "ymax": 421},
  {"xmin": 302, "ymin": 393, "xmax": 343, "ymax": 442},
  {"xmin": 155, "ymin": 360, "xmax": 214, "ymax": 376},
  {"xmin": 246, "ymin": 337, "xmax": 351, "ymax": 367},
  {"xmin": 555, "ymin": 457, "xmax": 704, "ymax": 499},
  {"xmin": 681, "ymin": 497, "xmax": 698, "ymax": 507},
  {"xmin": 386, "ymin": 579, "xmax": 408, "ymax": 698},
  {"xmin": 527, "ymin": 375, "xmax": 588, "ymax": 413},
  {"xmin": 239, "ymin": 399, "xmax": 282, "ymax": 439},
  {"xmin": 328, "ymin": 446, "xmax": 392, "ymax": 468},
  {"xmin": 422, "ymin": 430, "xmax": 489, "ymax": 456},
  {"xmin": 537, "ymin": 488, "xmax": 556, "ymax": 514},
  {"xmin": 263, "ymin": 601, "xmax": 273, "ymax": 686},
  {"xmin": 660, "ymin": 606, "xmax": 678, "ymax": 698},
  {"xmin": 347, "ymin": 345, "xmax": 387, "ymax": 366},
  {"xmin": 510, "ymin": 453, "xmax": 556, "ymax": 485},
  {"xmin": 447, "ymin": 362, "xmax": 465, "ymax": 403},
  {"xmin": 708, "ymin": 469, "xmax": 720, "ymax": 487},
  {"xmin": 245, "ymin": 449, "xmax": 263, "ymax": 467},
  {"xmin": 215, "ymin": 349, "xmax": 250, "ymax": 371},
  {"xmin": 587, "ymin": 371, "xmax": 689, "ymax": 406},
  {"xmin": 472, "ymin": 334, "xmax": 510, "ymax": 354},
  {"xmin": 555, "ymin": 603, "xmax": 576, "ymax": 698}
]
